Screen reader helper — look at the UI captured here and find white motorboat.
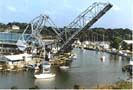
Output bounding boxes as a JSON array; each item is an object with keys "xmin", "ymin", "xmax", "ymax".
[
  {"xmin": 118, "ymin": 50, "xmax": 123, "ymax": 55},
  {"xmin": 123, "ymin": 53, "xmax": 128, "ymax": 57},
  {"xmin": 34, "ymin": 73, "xmax": 55, "ymax": 79},
  {"xmin": 60, "ymin": 66, "xmax": 69, "ymax": 70},
  {"xmin": 34, "ymin": 62, "xmax": 56, "ymax": 79}
]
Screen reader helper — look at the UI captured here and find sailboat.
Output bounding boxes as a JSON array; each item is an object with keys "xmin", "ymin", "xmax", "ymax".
[
  {"xmin": 100, "ymin": 33, "xmax": 106, "ymax": 62},
  {"xmin": 34, "ymin": 62, "xmax": 55, "ymax": 79}
]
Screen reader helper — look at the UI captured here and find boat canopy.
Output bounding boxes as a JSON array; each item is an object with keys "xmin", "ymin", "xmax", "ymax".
[{"xmin": 41, "ymin": 62, "xmax": 51, "ymax": 68}]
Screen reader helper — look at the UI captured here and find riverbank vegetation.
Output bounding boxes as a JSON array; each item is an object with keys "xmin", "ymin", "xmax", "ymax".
[{"xmin": 93, "ymin": 80, "xmax": 132, "ymax": 89}]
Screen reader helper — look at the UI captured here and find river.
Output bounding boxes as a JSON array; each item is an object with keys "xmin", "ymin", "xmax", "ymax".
[{"xmin": 0, "ymin": 48, "xmax": 130, "ymax": 89}]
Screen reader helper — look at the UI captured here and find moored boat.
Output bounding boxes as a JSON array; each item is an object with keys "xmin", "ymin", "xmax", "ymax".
[
  {"xmin": 59, "ymin": 65, "xmax": 69, "ymax": 70},
  {"xmin": 34, "ymin": 62, "xmax": 56, "ymax": 79},
  {"xmin": 34, "ymin": 73, "xmax": 55, "ymax": 79}
]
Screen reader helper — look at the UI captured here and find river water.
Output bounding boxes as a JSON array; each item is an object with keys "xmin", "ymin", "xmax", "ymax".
[{"xmin": 0, "ymin": 48, "xmax": 130, "ymax": 89}]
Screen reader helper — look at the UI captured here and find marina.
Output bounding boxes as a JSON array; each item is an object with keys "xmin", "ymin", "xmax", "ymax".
[{"xmin": 0, "ymin": 48, "xmax": 131, "ymax": 89}]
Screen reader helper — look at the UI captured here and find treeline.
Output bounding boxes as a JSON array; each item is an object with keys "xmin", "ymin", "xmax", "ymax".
[
  {"xmin": 0, "ymin": 22, "xmax": 59, "ymax": 36},
  {"xmin": 0, "ymin": 22, "xmax": 27, "ymax": 30},
  {"xmin": 79, "ymin": 28, "xmax": 132, "ymax": 50},
  {"xmin": 0, "ymin": 22, "xmax": 132, "ymax": 41},
  {"xmin": 79, "ymin": 28, "xmax": 132, "ymax": 42}
]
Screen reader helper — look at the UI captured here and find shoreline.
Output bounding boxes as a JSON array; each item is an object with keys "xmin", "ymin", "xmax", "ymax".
[{"xmin": 92, "ymin": 80, "xmax": 132, "ymax": 89}]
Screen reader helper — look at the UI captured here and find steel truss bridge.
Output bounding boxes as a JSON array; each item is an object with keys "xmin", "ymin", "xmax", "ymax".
[{"xmin": 16, "ymin": 2, "xmax": 112, "ymax": 57}]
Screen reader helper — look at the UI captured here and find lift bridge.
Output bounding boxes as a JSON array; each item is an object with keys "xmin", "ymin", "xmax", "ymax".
[
  {"xmin": 55, "ymin": 2, "xmax": 112, "ymax": 55},
  {"xmin": 16, "ymin": 2, "xmax": 112, "ymax": 57}
]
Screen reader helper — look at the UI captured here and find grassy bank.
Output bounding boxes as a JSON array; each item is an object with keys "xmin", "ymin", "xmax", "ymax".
[{"xmin": 93, "ymin": 80, "xmax": 132, "ymax": 89}]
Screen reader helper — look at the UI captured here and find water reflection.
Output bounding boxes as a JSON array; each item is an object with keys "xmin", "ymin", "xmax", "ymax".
[
  {"xmin": 34, "ymin": 78, "xmax": 55, "ymax": 89},
  {"xmin": 109, "ymin": 54, "xmax": 119, "ymax": 64}
]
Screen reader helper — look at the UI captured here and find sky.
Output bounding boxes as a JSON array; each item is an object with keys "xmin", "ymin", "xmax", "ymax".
[{"xmin": 0, "ymin": 0, "xmax": 132, "ymax": 29}]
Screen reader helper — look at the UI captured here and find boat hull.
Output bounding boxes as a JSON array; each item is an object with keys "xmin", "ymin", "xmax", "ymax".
[
  {"xmin": 60, "ymin": 66, "xmax": 69, "ymax": 70},
  {"xmin": 34, "ymin": 73, "xmax": 55, "ymax": 79}
]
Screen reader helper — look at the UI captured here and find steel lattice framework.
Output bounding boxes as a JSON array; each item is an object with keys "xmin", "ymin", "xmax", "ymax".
[
  {"xmin": 55, "ymin": 2, "xmax": 112, "ymax": 55},
  {"xmin": 17, "ymin": 2, "xmax": 112, "ymax": 57},
  {"xmin": 16, "ymin": 14, "xmax": 62, "ymax": 57}
]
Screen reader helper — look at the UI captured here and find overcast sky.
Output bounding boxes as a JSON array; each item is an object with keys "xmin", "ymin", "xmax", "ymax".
[{"xmin": 0, "ymin": 0, "xmax": 132, "ymax": 29}]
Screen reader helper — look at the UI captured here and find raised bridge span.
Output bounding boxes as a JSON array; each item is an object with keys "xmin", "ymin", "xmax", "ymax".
[
  {"xmin": 55, "ymin": 2, "xmax": 112, "ymax": 55},
  {"xmin": 16, "ymin": 2, "xmax": 112, "ymax": 57}
]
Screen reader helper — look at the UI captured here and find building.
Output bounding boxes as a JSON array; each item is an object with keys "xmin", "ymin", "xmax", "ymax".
[
  {"xmin": 12, "ymin": 25, "xmax": 20, "ymax": 30},
  {"xmin": 0, "ymin": 33, "xmax": 30, "ymax": 54},
  {"xmin": 119, "ymin": 40, "xmax": 133, "ymax": 50}
]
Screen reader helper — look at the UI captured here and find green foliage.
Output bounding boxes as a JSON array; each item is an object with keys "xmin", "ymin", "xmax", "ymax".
[
  {"xmin": 0, "ymin": 23, "xmax": 7, "ymax": 29},
  {"xmin": 94, "ymin": 80, "xmax": 132, "ymax": 89},
  {"xmin": 110, "ymin": 37, "xmax": 122, "ymax": 49},
  {"xmin": 8, "ymin": 22, "xmax": 27, "ymax": 30},
  {"xmin": 122, "ymin": 42, "xmax": 129, "ymax": 50},
  {"xmin": 79, "ymin": 28, "xmax": 132, "ymax": 42},
  {"xmin": 111, "ymin": 80, "xmax": 132, "ymax": 89}
]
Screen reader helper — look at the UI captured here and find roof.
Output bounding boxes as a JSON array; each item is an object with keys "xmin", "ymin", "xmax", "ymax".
[
  {"xmin": 123, "ymin": 40, "xmax": 133, "ymax": 44},
  {"xmin": 129, "ymin": 60, "xmax": 133, "ymax": 65},
  {"xmin": 4, "ymin": 53, "xmax": 30, "ymax": 61}
]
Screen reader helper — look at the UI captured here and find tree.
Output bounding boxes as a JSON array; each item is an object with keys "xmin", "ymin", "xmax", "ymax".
[
  {"xmin": 122, "ymin": 42, "xmax": 129, "ymax": 50},
  {"xmin": 110, "ymin": 37, "xmax": 122, "ymax": 49}
]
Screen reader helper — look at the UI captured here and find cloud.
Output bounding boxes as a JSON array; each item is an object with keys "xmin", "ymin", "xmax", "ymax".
[
  {"xmin": 7, "ymin": 6, "xmax": 16, "ymax": 12},
  {"xmin": 112, "ymin": 4, "xmax": 120, "ymax": 11}
]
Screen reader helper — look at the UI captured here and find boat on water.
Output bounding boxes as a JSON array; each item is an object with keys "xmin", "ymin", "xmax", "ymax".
[
  {"xmin": 34, "ymin": 62, "xmax": 56, "ymax": 79},
  {"xmin": 34, "ymin": 73, "xmax": 55, "ymax": 79},
  {"xmin": 118, "ymin": 50, "xmax": 123, "ymax": 56},
  {"xmin": 59, "ymin": 65, "xmax": 69, "ymax": 70},
  {"xmin": 122, "ymin": 62, "xmax": 132, "ymax": 78}
]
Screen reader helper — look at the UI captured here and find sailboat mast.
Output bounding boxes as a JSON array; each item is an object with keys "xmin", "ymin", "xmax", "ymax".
[{"xmin": 103, "ymin": 33, "xmax": 104, "ymax": 44}]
